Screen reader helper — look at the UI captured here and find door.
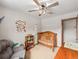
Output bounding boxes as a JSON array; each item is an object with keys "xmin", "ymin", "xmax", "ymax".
[{"xmin": 62, "ymin": 17, "xmax": 78, "ymax": 47}]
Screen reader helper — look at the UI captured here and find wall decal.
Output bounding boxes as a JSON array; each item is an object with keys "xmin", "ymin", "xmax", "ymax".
[{"xmin": 16, "ymin": 20, "xmax": 26, "ymax": 32}]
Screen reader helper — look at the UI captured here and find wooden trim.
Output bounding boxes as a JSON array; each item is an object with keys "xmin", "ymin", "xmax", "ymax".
[
  {"xmin": 61, "ymin": 17, "xmax": 78, "ymax": 46},
  {"xmin": 76, "ymin": 18, "xmax": 78, "ymax": 42},
  {"xmin": 61, "ymin": 20, "xmax": 64, "ymax": 46},
  {"xmin": 38, "ymin": 31, "xmax": 56, "ymax": 34},
  {"xmin": 62, "ymin": 17, "xmax": 78, "ymax": 21}
]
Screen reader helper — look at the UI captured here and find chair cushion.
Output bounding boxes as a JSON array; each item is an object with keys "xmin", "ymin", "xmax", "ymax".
[{"xmin": 0, "ymin": 39, "xmax": 14, "ymax": 52}]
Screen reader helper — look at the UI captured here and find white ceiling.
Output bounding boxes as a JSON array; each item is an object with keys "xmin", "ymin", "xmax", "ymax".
[{"xmin": 0, "ymin": 0, "xmax": 78, "ymax": 17}]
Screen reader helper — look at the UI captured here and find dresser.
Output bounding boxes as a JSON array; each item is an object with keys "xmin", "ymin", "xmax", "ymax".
[
  {"xmin": 54, "ymin": 47, "xmax": 78, "ymax": 59},
  {"xmin": 38, "ymin": 31, "xmax": 57, "ymax": 51}
]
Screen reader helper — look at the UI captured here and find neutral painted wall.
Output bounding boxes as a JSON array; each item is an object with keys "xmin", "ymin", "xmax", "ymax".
[
  {"xmin": 0, "ymin": 7, "xmax": 41, "ymax": 44},
  {"xmin": 41, "ymin": 11, "xmax": 78, "ymax": 46},
  {"xmin": 0, "ymin": 6, "xmax": 78, "ymax": 46}
]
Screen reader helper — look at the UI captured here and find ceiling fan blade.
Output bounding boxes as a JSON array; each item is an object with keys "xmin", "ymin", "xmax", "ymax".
[
  {"xmin": 28, "ymin": 9, "xmax": 39, "ymax": 12},
  {"xmin": 47, "ymin": 2, "xmax": 59, "ymax": 8},
  {"xmin": 33, "ymin": 0, "xmax": 41, "ymax": 6},
  {"xmin": 0, "ymin": 16, "xmax": 5, "ymax": 23}
]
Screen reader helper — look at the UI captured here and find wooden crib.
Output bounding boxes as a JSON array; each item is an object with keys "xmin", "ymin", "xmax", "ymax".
[{"xmin": 38, "ymin": 31, "xmax": 57, "ymax": 51}]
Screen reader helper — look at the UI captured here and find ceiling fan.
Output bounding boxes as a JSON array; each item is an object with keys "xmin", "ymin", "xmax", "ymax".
[{"xmin": 28, "ymin": 0, "xmax": 59, "ymax": 16}]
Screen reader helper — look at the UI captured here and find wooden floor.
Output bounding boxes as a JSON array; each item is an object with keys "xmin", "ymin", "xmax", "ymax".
[
  {"xmin": 54, "ymin": 47, "xmax": 78, "ymax": 59},
  {"xmin": 24, "ymin": 46, "xmax": 78, "ymax": 59}
]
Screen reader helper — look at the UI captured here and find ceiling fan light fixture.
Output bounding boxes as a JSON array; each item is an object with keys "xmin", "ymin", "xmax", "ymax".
[
  {"xmin": 29, "ymin": 0, "xmax": 59, "ymax": 16},
  {"xmin": 38, "ymin": 9, "xmax": 46, "ymax": 16}
]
